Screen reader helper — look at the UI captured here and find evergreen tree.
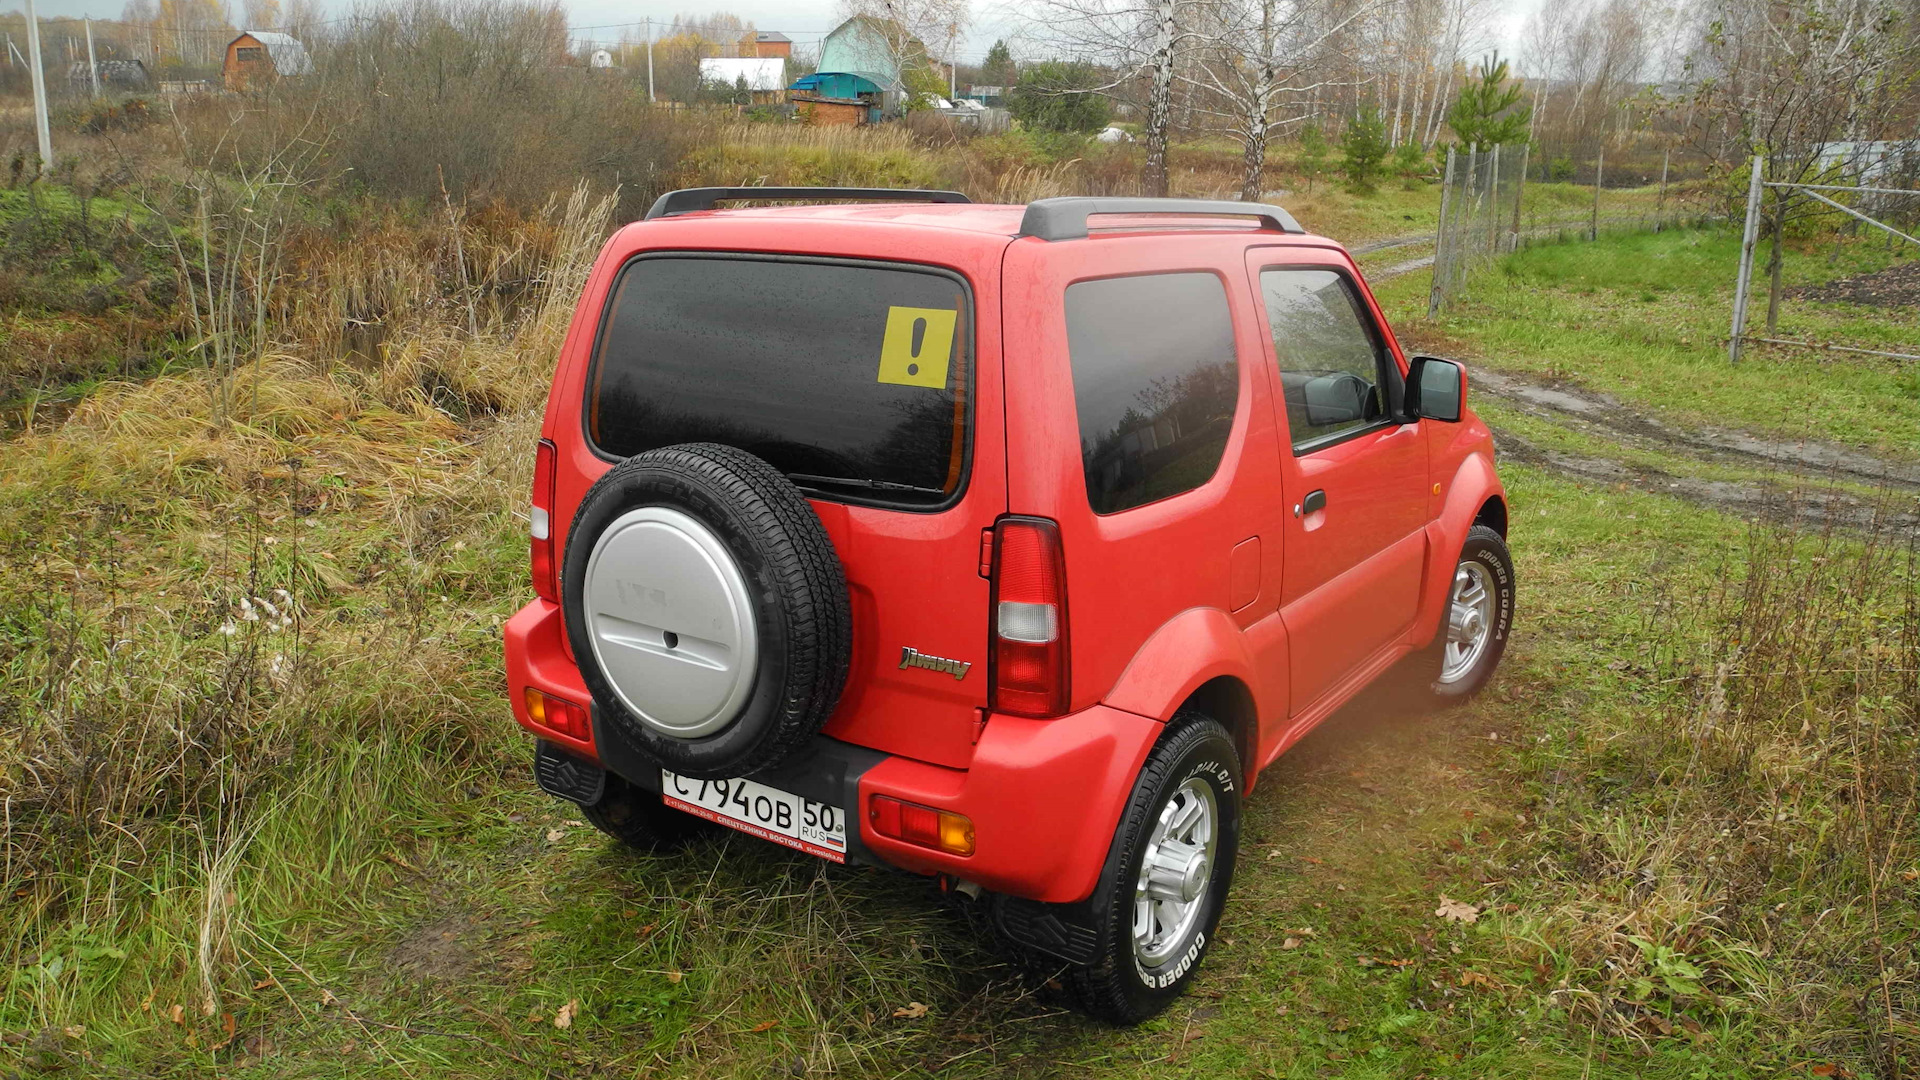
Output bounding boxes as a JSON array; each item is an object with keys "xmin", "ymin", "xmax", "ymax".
[
  {"xmin": 1341, "ymin": 104, "xmax": 1390, "ymax": 194},
  {"xmin": 981, "ymin": 39, "xmax": 1017, "ymax": 88},
  {"xmin": 1392, "ymin": 141, "xmax": 1428, "ymax": 188},
  {"xmin": 1296, "ymin": 123, "xmax": 1329, "ymax": 191},
  {"xmin": 1446, "ymin": 54, "xmax": 1531, "ymax": 149},
  {"xmin": 1008, "ymin": 61, "xmax": 1111, "ymax": 133}
]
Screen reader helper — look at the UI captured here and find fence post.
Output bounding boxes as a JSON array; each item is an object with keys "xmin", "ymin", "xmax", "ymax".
[
  {"xmin": 1656, "ymin": 148, "xmax": 1670, "ymax": 231},
  {"xmin": 1487, "ymin": 144, "xmax": 1501, "ymax": 254},
  {"xmin": 1590, "ymin": 144, "xmax": 1604, "ymax": 241},
  {"xmin": 1728, "ymin": 154, "xmax": 1765, "ymax": 362},
  {"xmin": 1463, "ymin": 145, "xmax": 1479, "ymax": 295},
  {"xmin": 1429, "ymin": 146, "xmax": 1456, "ymax": 319},
  {"xmin": 1511, "ymin": 143, "xmax": 1529, "ymax": 251}
]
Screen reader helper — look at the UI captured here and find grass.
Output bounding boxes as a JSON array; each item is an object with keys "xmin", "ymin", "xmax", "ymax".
[
  {"xmin": 1, "ymin": 114, "xmax": 1916, "ymax": 1077},
  {"xmin": 1382, "ymin": 227, "xmax": 1920, "ymax": 462}
]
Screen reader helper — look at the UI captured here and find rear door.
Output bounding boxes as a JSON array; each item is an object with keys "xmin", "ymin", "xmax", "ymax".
[
  {"xmin": 581, "ymin": 251, "xmax": 1004, "ymax": 769},
  {"xmin": 1243, "ymin": 249, "xmax": 1429, "ymax": 713}
]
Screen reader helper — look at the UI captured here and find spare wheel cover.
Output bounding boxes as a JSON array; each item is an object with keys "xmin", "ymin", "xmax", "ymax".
[
  {"xmin": 582, "ymin": 505, "xmax": 759, "ymax": 739},
  {"xmin": 560, "ymin": 442, "xmax": 853, "ymax": 781}
]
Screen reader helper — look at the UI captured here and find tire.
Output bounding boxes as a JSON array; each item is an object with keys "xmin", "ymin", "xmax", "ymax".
[
  {"xmin": 580, "ymin": 772, "xmax": 714, "ymax": 852},
  {"xmin": 562, "ymin": 443, "xmax": 852, "ymax": 780},
  {"xmin": 1065, "ymin": 714, "xmax": 1243, "ymax": 1025},
  {"xmin": 1414, "ymin": 524, "xmax": 1515, "ymax": 701}
]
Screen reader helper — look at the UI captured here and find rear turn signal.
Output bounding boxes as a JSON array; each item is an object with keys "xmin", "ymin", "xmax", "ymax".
[
  {"xmin": 531, "ymin": 439, "xmax": 558, "ymax": 603},
  {"xmin": 524, "ymin": 687, "xmax": 589, "ymax": 741},
  {"xmin": 990, "ymin": 516, "xmax": 1069, "ymax": 717},
  {"xmin": 869, "ymin": 795, "xmax": 975, "ymax": 856}
]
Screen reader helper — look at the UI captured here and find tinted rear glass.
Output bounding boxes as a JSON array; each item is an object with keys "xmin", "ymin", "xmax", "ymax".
[
  {"xmin": 1064, "ymin": 272, "xmax": 1239, "ymax": 514},
  {"xmin": 588, "ymin": 256, "xmax": 971, "ymax": 506}
]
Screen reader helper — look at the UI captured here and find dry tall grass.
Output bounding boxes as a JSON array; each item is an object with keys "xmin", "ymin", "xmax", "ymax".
[
  {"xmin": 0, "ymin": 183, "xmax": 613, "ymax": 1025},
  {"xmin": 1515, "ymin": 499, "xmax": 1919, "ymax": 1068}
]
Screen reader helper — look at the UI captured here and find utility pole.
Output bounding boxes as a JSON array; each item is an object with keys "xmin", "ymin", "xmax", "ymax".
[
  {"xmin": 85, "ymin": 17, "xmax": 100, "ymax": 98},
  {"xmin": 23, "ymin": 0, "xmax": 53, "ymax": 171},
  {"xmin": 647, "ymin": 20, "xmax": 655, "ymax": 104}
]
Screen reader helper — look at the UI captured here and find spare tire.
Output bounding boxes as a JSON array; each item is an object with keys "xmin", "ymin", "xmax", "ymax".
[{"xmin": 561, "ymin": 443, "xmax": 852, "ymax": 780}]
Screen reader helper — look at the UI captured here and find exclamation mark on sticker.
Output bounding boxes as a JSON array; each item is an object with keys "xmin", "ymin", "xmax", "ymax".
[{"xmin": 876, "ymin": 306, "xmax": 957, "ymax": 388}]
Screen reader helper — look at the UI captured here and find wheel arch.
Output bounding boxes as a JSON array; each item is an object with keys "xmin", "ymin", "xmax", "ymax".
[
  {"xmin": 1102, "ymin": 606, "xmax": 1275, "ymax": 791},
  {"xmin": 1175, "ymin": 675, "xmax": 1258, "ymax": 788},
  {"xmin": 1414, "ymin": 452, "xmax": 1507, "ymax": 649}
]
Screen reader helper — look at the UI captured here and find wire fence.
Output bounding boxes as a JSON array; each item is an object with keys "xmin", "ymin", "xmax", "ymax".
[{"xmin": 1427, "ymin": 142, "xmax": 1708, "ymax": 315}]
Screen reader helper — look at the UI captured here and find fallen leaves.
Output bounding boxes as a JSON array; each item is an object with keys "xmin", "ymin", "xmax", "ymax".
[
  {"xmin": 553, "ymin": 999, "xmax": 578, "ymax": 1030},
  {"xmin": 1282, "ymin": 937, "xmax": 1302, "ymax": 950},
  {"xmin": 892, "ymin": 1001, "xmax": 928, "ymax": 1019},
  {"xmin": 1435, "ymin": 896, "xmax": 1482, "ymax": 924},
  {"xmin": 749, "ymin": 1020, "xmax": 779, "ymax": 1033}
]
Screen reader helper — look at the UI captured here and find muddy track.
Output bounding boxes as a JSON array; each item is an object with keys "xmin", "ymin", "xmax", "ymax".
[
  {"xmin": 1491, "ymin": 430, "xmax": 1920, "ymax": 533},
  {"xmin": 1469, "ymin": 366, "xmax": 1920, "ymax": 493}
]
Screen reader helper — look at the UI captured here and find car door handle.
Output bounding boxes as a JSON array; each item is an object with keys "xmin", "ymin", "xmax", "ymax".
[{"xmin": 1294, "ymin": 490, "xmax": 1327, "ymax": 517}]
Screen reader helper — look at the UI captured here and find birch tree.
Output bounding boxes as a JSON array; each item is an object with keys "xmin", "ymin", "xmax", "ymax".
[
  {"xmin": 1181, "ymin": 0, "xmax": 1387, "ymax": 199},
  {"xmin": 1023, "ymin": 0, "xmax": 1204, "ymax": 196}
]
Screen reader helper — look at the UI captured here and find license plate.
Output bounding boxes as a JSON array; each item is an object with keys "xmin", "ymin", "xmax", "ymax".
[{"xmin": 660, "ymin": 770, "xmax": 847, "ymax": 863}]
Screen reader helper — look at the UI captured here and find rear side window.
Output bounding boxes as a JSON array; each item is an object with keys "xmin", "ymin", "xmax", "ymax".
[
  {"xmin": 1258, "ymin": 268, "xmax": 1389, "ymax": 451},
  {"xmin": 587, "ymin": 256, "xmax": 970, "ymax": 507},
  {"xmin": 1064, "ymin": 272, "xmax": 1239, "ymax": 514}
]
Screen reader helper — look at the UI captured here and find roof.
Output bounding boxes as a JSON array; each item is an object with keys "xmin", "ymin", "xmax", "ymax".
[
  {"xmin": 699, "ymin": 57, "xmax": 786, "ymax": 92},
  {"xmin": 816, "ymin": 16, "xmax": 908, "ymax": 91},
  {"xmin": 628, "ymin": 201, "xmax": 1336, "ymax": 244},
  {"xmin": 747, "ymin": 30, "xmax": 791, "ymax": 43},
  {"xmin": 233, "ymin": 30, "xmax": 311, "ymax": 75}
]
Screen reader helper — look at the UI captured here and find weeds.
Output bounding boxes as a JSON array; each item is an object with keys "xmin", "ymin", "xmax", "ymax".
[{"xmin": 1519, "ymin": 492, "xmax": 1919, "ymax": 1067}]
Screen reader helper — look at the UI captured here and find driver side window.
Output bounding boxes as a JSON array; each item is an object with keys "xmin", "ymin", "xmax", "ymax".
[{"xmin": 1259, "ymin": 268, "xmax": 1388, "ymax": 452}]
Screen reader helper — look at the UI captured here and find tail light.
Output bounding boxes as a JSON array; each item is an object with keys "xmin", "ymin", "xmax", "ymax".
[
  {"xmin": 523, "ymin": 687, "xmax": 589, "ymax": 741},
  {"xmin": 990, "ymin": 516, "xmax": 1069, "ymax": 717},
  {"xmin": 531, "ymin": 439, "xmax": 558, "ymax": 603},
  {"xmin": 869, "ymin": 795, "xmax": 975, "ymax": 856}
]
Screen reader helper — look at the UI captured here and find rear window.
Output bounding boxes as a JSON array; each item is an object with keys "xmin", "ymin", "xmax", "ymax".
[
  {"xmin": 587, "ymin": 255, "xmax": 971, "ymax": 507},
  {"xmin": 1064, "ymin": 272, "xmax": 1239, "ymax": 514}
]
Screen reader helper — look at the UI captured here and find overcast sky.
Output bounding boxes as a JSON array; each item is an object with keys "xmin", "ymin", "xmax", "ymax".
[{"xmin": 14, "ymin": 0, "xmax": 1546, "ymax": 70}]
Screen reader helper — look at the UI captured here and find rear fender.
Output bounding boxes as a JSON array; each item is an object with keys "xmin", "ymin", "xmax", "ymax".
[
  {"xmin": 1103, "ymin": 607, "xmax": 1264, "ymax": 725},
  {"xmin": 1414, "ymin": 452, "xmax": 1504, "ymax": 648}
]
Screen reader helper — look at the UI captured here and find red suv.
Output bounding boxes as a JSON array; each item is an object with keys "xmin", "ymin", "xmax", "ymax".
[{"xmin": 504, "ymin": 188, "xmax": 1514, "ymax": 1023}]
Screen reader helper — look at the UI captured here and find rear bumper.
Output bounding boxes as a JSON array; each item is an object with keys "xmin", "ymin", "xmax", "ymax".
[{"xmin": 506, "ymin": 598, "xmax": 1161, "ymax": 904}]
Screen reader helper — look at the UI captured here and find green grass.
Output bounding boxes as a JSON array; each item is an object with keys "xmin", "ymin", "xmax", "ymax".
[
  {"xmin": 1379, "ymin": 228, "xmax": 1920, "ymax": 461},
  {"xmin": 2, "ymin": 160, "xmax": 1914, "ymax": 1077}
]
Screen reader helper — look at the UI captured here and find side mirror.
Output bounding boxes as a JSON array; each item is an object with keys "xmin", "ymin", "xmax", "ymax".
[{"xmin": 1407, "ymin": 356, "xmax": 1464, "ymax": 423}]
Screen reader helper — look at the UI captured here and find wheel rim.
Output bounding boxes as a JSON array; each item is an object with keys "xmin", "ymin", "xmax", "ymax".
[
  {"xmin": 1132, "ymin": 776, "xmax": 1218, "ymax": 966},
  {"xmin": 1439, "ymin": 560, "xmax": 1494, "ymax": 684}
]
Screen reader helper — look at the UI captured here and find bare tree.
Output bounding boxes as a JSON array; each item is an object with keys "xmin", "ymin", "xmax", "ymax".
[
  {"xmin": 1182, "ymin": 0, "xmax": 1385, "ymax": 199},
  {"xmin": 1676, "ymin": 0, "xmax": 1907, "ymax": 328},
  {"xmin": 1023, "ymin": 0, "xmax": 1211, "ymax": 195}
]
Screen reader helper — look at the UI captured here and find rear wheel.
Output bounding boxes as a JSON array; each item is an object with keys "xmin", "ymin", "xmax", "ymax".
[
  {"xmin": 578, "ymin": 773, "xmax": 713, "ymax": 852},
  {"xmin": 1065, "ymin": 714, "xmax": 1242, "ymax": 1024},
  {"xmin": 1414, "ymin": 524, "xmax": 1514, "ymax": 701}
]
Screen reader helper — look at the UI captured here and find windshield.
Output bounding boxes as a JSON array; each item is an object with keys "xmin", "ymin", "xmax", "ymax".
[{"xmin": 586, "ymin": 255, "xmax": 972, "ymax": 508}]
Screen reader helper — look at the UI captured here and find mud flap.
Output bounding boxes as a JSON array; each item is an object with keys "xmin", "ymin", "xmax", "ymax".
[
  {"xmin": 994, "ymin": 894, "xmax": 1101, "ymax": 966},
  {"xmin": 534, "ymin": 740, "xmax": 606, "ymax": 806}
]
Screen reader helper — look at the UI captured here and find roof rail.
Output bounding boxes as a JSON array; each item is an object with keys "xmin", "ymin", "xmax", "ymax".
[
  {"xmin": 1018, "ymin": 197, "xmax": 1304, "ymax": 241},
  {"xmin": 644, "ymin": 186, "xmax": 973, "ymax": 220}
]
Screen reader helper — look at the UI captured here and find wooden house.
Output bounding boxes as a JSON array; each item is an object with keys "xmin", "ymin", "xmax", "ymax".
[{"xmin": 223, "ymin": 31, "xmax": 311, "ymax": 92}]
